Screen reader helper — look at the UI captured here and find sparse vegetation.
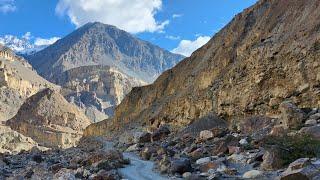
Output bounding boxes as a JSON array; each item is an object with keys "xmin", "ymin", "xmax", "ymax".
[{"xmin": 262, "ymin": 134, "xmax": 320, "ymax": 166}]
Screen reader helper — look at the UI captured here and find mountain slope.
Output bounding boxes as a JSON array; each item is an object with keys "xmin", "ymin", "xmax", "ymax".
[
  {"xmin": 84, "ymin": 0, "xmax": 320, "ymax": 137},
  {"xmin": 26, "ymin": 22, "xmax": 183, "ymax": 122},
  {"xmin": 26, "ymin": 22, "xmax": 184, "ymax": 83},
  {"xmin": 7, "ymin": 88, "xmax": 91, "ymax": 148},
  {"xmin": 0, "ymin": 45, "xmax": 57, "ymax": 121}
]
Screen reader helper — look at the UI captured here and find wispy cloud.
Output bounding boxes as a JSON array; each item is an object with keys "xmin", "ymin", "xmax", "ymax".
[
  {"xmin": 165, "ymin": 35, "xmax": 180, "ymax": 40},
  {"xmin": 172, "ymin": 14, "xmax": 183, "ymax": 19},
  {"xmin": 0, "ymin": 0, "xmax": 16, "ymax": 14}
]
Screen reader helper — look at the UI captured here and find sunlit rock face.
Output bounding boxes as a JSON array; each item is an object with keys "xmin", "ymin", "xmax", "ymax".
[
  {"xmin": 7, "ymin": 88, "xmax": 91, "ymax": 148},
  {"xmin": 85, "ymin": 0, "xmax": 320, "ymax": 137}
]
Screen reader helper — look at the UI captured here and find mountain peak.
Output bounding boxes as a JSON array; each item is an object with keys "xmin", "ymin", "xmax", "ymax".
[{"xmin": 27, "ymin": 23, "xmax": 184, "ymax": 83}]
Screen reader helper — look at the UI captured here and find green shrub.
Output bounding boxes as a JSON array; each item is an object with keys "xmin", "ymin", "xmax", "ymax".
[{"xmin": 262, "ymin": 134, "xmax": 320, "ymax": 166}]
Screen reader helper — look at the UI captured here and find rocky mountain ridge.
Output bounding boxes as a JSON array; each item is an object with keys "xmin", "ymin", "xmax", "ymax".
[{"xmin": 26, "ymin": 22, "xmax": 183, "ymax": 121}]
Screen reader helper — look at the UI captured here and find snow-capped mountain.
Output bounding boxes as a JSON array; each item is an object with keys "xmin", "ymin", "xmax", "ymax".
[{"xmin": 0, "ymin": 33, "xmax": 59, "ymax": 55}]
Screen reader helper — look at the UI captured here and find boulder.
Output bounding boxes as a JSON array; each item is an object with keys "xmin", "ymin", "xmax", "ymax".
[
  {"xmin": 279, "ymin": 102, "xmax": 306, "ymax": 129},
  {"xmin": 270, "ymin": 125, "xmax": 287, "ymax": 136},
  {"xmin": 170, "ymin": 158, "xmax": 192, "ymax": 174},
  {"xmin": 135, "ymin": 132, "xmax": 151, "ymax": 143},
  {"xmin": 261, "ymin": 148, "xmax": 283, "ymax": 170},
  {"xmin": 280, "ymin": 164, "xmax": 320, "ymax": 180},
  {"xmin": 299, "ymin": 125, "xmax": 320, "ymax": 140},
  {"xmin": 140, "ymin": 147, "xmax": 157, "ymax": 160},
  {"xmin": 287, "ymin": 158, "xmax": 311, "ymax": 170},
  {"xmin": 126, "ymin": 144, "xmax": 139, "ymax": 152},
  {"xmin": 151, "ymin": 126, "xmax": 170, "ymax": 142},
  {"xmin": 243, "ymin": 170, "xmax": 263, "ymax": 179},
  {"xmin": 182, "ymin": 172, "xmax": 192, "ymax": 179},
  {"xmin": 228, "ymin": 146, "xmax": 241, "ymax": 154},
  {"xmin": 196, "ymin": 157, "xmax": 212, "ymax": 165},
  {"xmin": 199, "ymin": 130, "xmax": 214, "ymax": 141},
  {"xmin": 239, "ymin": 138, "xmax": 248, "ymax": 145},
  {"xmin": 309, "ymin": 113, "xmax": 320, "ymax": 120},
  {"xmin": 305, "ymin": 119, "xmax": 317, "ymax": 126}
]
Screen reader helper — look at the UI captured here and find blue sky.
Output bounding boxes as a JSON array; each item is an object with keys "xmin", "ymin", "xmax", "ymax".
[{"xmin": 0, "ymin": 0, "xmax": 257, "ymax": 56}]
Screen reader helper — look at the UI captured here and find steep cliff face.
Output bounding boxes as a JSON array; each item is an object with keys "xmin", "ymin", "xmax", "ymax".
[
  {"xmin": 7, "ymin": 89, "xmax": 91, "ymax": 148},
  {"xmin": 85, "ymin": 0, "xmax": 320, "ymax": 137},
  {"xmin": 58, "ymin": 65, "xmax": 146, "ymax": 122},
  {"xmin": 0, "ymin": 45, "xmax": 57, "ymax": 121}
]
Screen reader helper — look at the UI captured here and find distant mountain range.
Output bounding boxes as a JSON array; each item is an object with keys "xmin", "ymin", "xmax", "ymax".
[{"xmin": 0, "ymin": 35, "xmax": 49, "ymax": 55}]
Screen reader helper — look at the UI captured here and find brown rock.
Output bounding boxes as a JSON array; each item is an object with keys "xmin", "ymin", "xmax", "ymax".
[
  {"xmin": 299, "ymin": 125, "xmax": 320, "ymax": 140},
  {"xmin": 261, "ymin": 148, "xmax": 283, "ymax": 170},
  {"xmin": 279, "ymin": 102, "xmax": 306, "ymax": 129},
  {"xmin": 151, "ymin": 126, "xmax": 170, "ymax": 142},
  {"xmin": 199, "ymin": 162, "xmax": 220, "ymax": 173}
]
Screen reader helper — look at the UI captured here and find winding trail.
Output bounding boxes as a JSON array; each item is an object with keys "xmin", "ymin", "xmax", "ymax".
[
  {"xmin": 119, "ymin": 153, "xmax": 168, "ymax": 180},
  {"xmin": 99, "ymin": 138, "xmax": 168, "ymax": 180}
]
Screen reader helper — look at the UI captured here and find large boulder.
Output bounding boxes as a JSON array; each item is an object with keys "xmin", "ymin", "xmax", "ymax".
[
  {"xmin": 7, "ymin": 89, "xmax": 91, "ymax": 148},
  {"xmin": 261, "ymin": 148, "xmax": 284, "ymax": 170},
  {"xmin": 279, "ymin": 102, "xmax": 306, "ymax": 129},
  {"xmin": 170, "ymin": 158, "xmax": 192, "ymax": 174},
  {"xmin": 280, "ymin": 158, "xmax": 320, "ymax": 180},
  {"xmin": 299, "ymin": 125, "xmax": 320, "ymax": 140}
]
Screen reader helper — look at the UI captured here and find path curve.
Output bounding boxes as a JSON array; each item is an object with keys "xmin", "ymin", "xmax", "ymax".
[{"xmin": 119, "ymin": 153, "xmax": 168, "ymax": 180}]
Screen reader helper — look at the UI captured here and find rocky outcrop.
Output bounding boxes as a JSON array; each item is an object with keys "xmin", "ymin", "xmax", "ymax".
[
  {"xmin": 7, "ymin": 89, "xmax": 91, "ymax": 148},
  {"xmin": 0, "ymin": 45, "xmax": 57, "ymax": 121},
  {"xmin": 0, "ymin": 125, "xmax": 46, "ymax": 154},
  {"xmin": 85, "ymin": 0, "xmax": 320, "ymax": 138},
  {"xmin": 59, "ymin": 65, "xmax": 146, "ymax": 122}
]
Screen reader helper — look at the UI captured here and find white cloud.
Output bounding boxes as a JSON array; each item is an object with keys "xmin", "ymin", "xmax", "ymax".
[
  {"xmin": 172, "ymin": 14, "xmax": 183, "ymax": 19},
  {"xmin": 55, "ymin": 0, "xmax": 169, "ymax": 34},
  {"xmin": 0, "ymin": 0, "xmax": 16, "ymax": 14},
  {"xmin": 172, "ymin": 36, "xmax": 211, "ymax": 57},
  {"xmin": 165, "ymin": 35, "xmax": 180, "ymax": 40},
  {"xmin": 34, "ymin": 37, "xmax": 60, "ymax": 46},
  {"xmin": 0, "ymin": 33, "xmax": 60, "ymax": 54}
]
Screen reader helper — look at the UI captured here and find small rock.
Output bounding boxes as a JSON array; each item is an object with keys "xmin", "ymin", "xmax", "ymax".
[
  {"xmin": 270, "ymin": 125, "xmax": 287, "ymax": 136},
  {"xmin": 151, "ymin": 126, "xmax": 170, "ymax": 142},
  {"xmin": 280, "ymin": 164, "xmax": 320, "ymax": 180},
  {"xmin": 170, "ymin": 158, "xmax": 192, "ymax": 174},
  {"xmin": 196, "ymin": 157, "xmax": 211, "ymax": 165},
  {"xmin": 239, "ymin": 138, "xmax": 248, "ymax": 145},
  {"xmin": 261, "ymin": 148, "xmax": 283, "ymax": 170},
  {"xmin": 299, "ymin": 125, "xmax": 320, "ymax": 140},
  {"xmin": 199, "ymin": 130, "xmax": 214, "ymax": 141},
  {"xmin": 228, "ymin": 146, "xmax": 241, "ymax": 154},
  {"xmin": 309, "ymin": 113, "xmax": 320, "ymax": 120},
  {"xmin": 227, "ymin": 154, "xmax": 246, "ymax": 163},
  {"xmin": 182, "ymin": 172, "xmax": 192, "ymax": 179},
  {"xmin": 126, "ymin": 144, "xmax": 139, "ymax": 152},
  {"xmin": 243, "ymin": 170, "xmax": 263, "ymax": 179},
  {"xmin": 136, "ymin": 132, "xmax": 152, "ymax": 143},
  {"xmin": 287, "ymin": 158, "xmax": 310, "ymax": 170},
  {"xmin": 305, "ymin": 119, "xmax": 318, "ymax": 126},
  {"xmin": 32, "ymin": 154, "xmax": 43, "ymax": 163}
]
